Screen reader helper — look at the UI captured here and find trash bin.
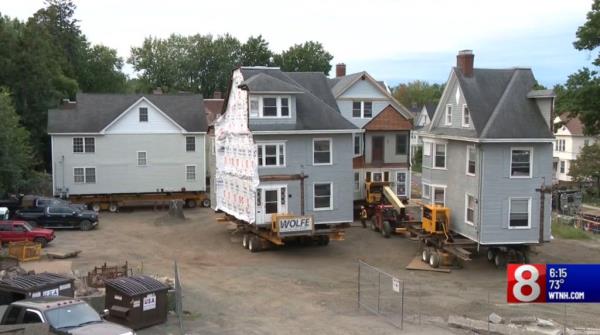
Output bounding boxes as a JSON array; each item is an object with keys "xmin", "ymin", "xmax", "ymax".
[
  {"xmin": 0, "ymin": 272, "xmax": 75, "ymax": 305},
  {"xmin": 104, "ymin": 275, "xmax": 169, "ymax": 330}
]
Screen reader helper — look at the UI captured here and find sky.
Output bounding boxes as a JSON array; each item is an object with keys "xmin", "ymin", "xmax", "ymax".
[{"xmin": 2, "ymin": 0, "xmax": 595, "ymax": 88}]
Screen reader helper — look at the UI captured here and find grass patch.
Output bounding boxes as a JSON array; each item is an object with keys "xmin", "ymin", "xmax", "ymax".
[{"xmin": 552, "ymin": 220, "xmax": 592, "ymax": 240}]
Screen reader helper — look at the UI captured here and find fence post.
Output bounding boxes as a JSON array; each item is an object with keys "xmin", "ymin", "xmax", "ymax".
[
  {"xmin": 377, "ymin": 272, "xmax": 381, "ymax": 313},
  {"xmin": 401, "ymin": 280, "xmax": 405, "ymax": 330}
]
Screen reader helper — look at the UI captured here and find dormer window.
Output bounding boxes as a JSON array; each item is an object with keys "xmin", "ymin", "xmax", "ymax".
[
  {"xmin": 445, "ymin": 105, "xmax": 452, "ymax": 125},
  {"xmin": 250, "ymin": 96, "xmax": 291, "ymax": 118},
  {"xmin": 462, "ymin": 104, "xmax": 470, "ymax": 127},
  {"xmin": 139, "ymin": 107, "xmax": 148, "ymax": 122},
  {"xmin": 352, "ymin": 101, "xmax": 373, "ymax": 118}
]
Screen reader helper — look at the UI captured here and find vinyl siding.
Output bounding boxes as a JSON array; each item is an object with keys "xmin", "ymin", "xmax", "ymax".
[
  {"xmin": 431, "ymin": 75, "xmax": 474, "ymax": 130},
  {"xmin": 364, "ymin": 131, "xmax": 410, "ymax": 164}
]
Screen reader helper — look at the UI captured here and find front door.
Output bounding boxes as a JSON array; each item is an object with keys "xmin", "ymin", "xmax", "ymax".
[
  {"xmin": 256, "ymin": 186, "xmax": 288, "ymax": 224},
  {"xmin": 372, "ymin": 136, "xmax": 384, "ymax": 163}
]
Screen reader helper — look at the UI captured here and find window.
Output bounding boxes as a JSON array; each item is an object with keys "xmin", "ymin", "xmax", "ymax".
[
  {"xmin": 433, "ymin": 143, "xmax": 446, "ymax": 169},
  {"xmin": 509, "ymin": 198, "xmax": 530, "ymax": 228},
  {"xmin": 555, "ymin": 139, "xmax": 565, "ymax": 152},
  {"xmin": 186, "ymin": 137, "xmax": 196, "ymax": 152},
  {"xmin": 372, "ymin": 172, "xmax": 382, "ymax": 182},
  {"xmin": 280, "ymin": 98, "xmax": 290, "ymax": 117},
  {"xmin": 354, "ymin": 134, "xmax": 361, "ymax": 156},
  {"xmin": 252, "ymin": 96, "xmax": 292, "ymax": 118},
  {"xmin": 313, "ymin": 138, "xmax": 332, "ymax": 165},
  {"xmin": 257, "ymin": 143, "xmax": 285, "ymax": 167},
  {"xmin": 352, "ymin": 101, "xmax": 373, "ymax": 118},
  {"xmin": 139, "ymin": 107, "xmax": 148, "ymax": 122},
  {"xmin": 137, "ymin": 151, "xmax": 147, "ymax": 166},
  {"xmin": 74, "ymin": 167, "xmax": 95, "ymax": 184},
  {"xmin": 466, "ymin": 145, "xmax": 476, "ymax": 175},
  {"xmin": 584, "ymin": 139, "xmax": 590, "ymax": 147},
  {"xmin": 186, "ymin": 165, "xmax": 196, "ymax": 181},
  {"xmin": 396, "ymin": 172, "xmax": 407, "ymax": 196},
  {"xmin": 73, "ymin": 137, "xmax": 95, "ymax": 153},
  {"xmin": 559, "ymin": 160, "xmax": 565, "ymax": 174},
  {"xmin": 365, "ymin": 171, "xmax": 372, "ymax": 182},
  {"xmin": 314, "ymin": 183, "xmax": 332, "ymax": 210},
  {"xmin": 511, "ymin": 148, "xmax": 532, "ymax": 178},
  {"xmin": 445, "ymin": 104, "xmax": 452, "ymax": 125},
  {"xmin": 433, "ymin": 187, "xmax": 445, "ymax": 206},
  {"xmin": 262, "ymin": 97, "xmax": 277, "ymax": 116},
  {"xmin": 422, "ymin": 184, "xmax": 431, "ymax": 199},
  {"xmin": 423, "ymin": 142, "xmax": 431, "ymax": 156},
  {"xmin": 23, "ymin": 310, "xmax": 43, "ymax": 324},
  {"xmin": 250, "ymin": 97, "xmax": 259, "ymax": 117},
  {"xmin": 465, "ymin": 194, "xmax": 475, "ymax": 225},
  {"xmin": 395, "ymin": 134, "xmax": 408, "ymax": 155},
  {"xmin": 354, "ymin": 172, "xmax": 360, "ymax": 191},
  {"xmin": 3, "ymin": 306, "xmax": 22, "ymax": 325},
  {"xmin": 462, "ymin": 105, "xmax": 470, "ymax": 127}
]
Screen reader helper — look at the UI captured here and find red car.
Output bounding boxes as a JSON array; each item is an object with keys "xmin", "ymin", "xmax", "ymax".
[{"xmin": 0, "ymin": 221, "xmax": 55, "ymax": 247}]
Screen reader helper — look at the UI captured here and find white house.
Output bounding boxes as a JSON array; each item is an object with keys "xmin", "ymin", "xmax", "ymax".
[
  {"xmin": 553, "ymin": 115, "xmax": 598, "ymax": 182},
  {"xmin": 411, "ymin": 103, "xmax": 437, "ymax": 158}
]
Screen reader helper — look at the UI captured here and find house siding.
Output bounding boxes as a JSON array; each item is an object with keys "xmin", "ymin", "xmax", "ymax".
[
  {"xmin": 52, "ymin": 134, "xmax": 206, "ymax": 195},
  {"xmin": 364, "ymin": 131, "xmax": 410, "ymax": 164},
  {"xmin": 431, "ymin": 75, "xmax": 474, "ymax": 130}
]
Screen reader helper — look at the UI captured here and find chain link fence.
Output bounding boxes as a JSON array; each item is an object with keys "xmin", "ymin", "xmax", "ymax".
[{"xmin": 358, "ymin": 260, "xmax": 405, "ymax": 329}]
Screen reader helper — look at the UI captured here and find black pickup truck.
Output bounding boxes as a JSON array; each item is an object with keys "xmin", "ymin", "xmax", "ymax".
[
  {"xmin": 15, "ymin": 206, "xmax": 99, "ymax": 231},
  {"xmin": 0, "ymin": 195, "xmax": 86, "ymax": 217}
]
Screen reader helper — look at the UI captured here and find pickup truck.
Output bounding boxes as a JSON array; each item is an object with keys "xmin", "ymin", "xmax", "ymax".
[
  {"xmin": 0, "ymin": 195, "xmax": 86, "ymax": 217},
  {"xmin": 15, "ymin": 206, "xmax": 98, "ymax": 231},
  {"xmin": 0, "ymin": 221, "xmax": 55, "ymax": 247},
  {"xmin": 0, "ymin": 297, "xmax": 135, "ymax": 335}
]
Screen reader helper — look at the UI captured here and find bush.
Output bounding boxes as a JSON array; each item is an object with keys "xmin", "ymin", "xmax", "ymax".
[{"xmin": 552, "ymin": 218, "xmax": 592, "ymax": 240}]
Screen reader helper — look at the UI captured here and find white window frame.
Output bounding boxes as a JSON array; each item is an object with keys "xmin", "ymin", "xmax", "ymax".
[
  {"xmin": 559, "ymin": 160, "xmax": 565, "ymax": 174},
  {"xmin": 395, "ymin": 171, "xmax": 407, "ymax": 197},
  {"xmin": 351, "ymin": 101, "xmax": 373, "ymax": 119},
  {"xmin": 510, "ymin": 147, "xmax": 533, "ymax": 179},
  {"xmin": 139, "ymin": 107, "xmax": 148, "ymax": 122},
  {"xmin": 422, "ymin": 183, "xmax": 432, "ymax": 199},
  {"xmin": 73, "ymin": 167, "xmax": 96, "ymax": 184},
  {"xmin": 137, "ymin": 151, "xmax": 147, "ymax": 166},
  {"xmin": 465, "ymin": 193, "xmax": 475, "ymax": 225},
  {"xmin": 73, "ymin": 137, "xmax": 95, "ymax": 153},
  {"xmin": 313, "ymin": 182, "xmax": 333, "ymax": 211},
  {"xmin": 255, "ymin": 96, "xmax": 292, "ymax": 118},
  {"xmin": 508, "ymin": 197, "xmax": 532, "ymax": 229},
  {"xmin": 445, "ymin": 104, "xmax": 452, "ymax": 125},
  {"xmin": 249, "ymin": 96, "xmax": 259, "ymax": 117},
  {"xmin": 423, "ymin": 141, "xmax": 431, "ymax": 156},
  {"xmin": 186, "ymin": 165, "xmax": 197, "ymax": 181},
  {"xmin": 312, "ymin": 138, "xmax": 332, "ymax": 166},
  {"xmin": 353, "ymin": 134, "xmax": 362, "ymax": 156},
  {"xmin": 433, "ymin": 143, "xmax": 447, "ymax": 169},
  {"xmin": 371, "ymin": 171, "xmax": 383, "ymax": 182},
  {"xmin": 466, "ymin": 145, "xmax": 476, "ymax": 176},
  {"xmin": 462, "ymin": 104, "xmax": 470, "ymax": 127},
  {"xmin": 354, "ymin": 172, "xmax": 360, "ymax": 192},
  {"xmin": 257, "ymin": 141, "xmax": 286, "ymax": 168},
  {"xmin": 186, "ymin": 136, "xmax": 196, "ymax": 152},
  {"xmin": 432, "ymin": 185, "xmax": 446, "ymax": 207}
]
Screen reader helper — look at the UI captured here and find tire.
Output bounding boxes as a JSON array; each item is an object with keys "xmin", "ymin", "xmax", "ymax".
[
  {"xmin": 91, "ymin": 203, "xmax": 101, "ymax": 212},
  {"xmin": 33, "ymin": 237, "xmax": 48, "ymax": 248},
  {"xmin": 422, "ymin": 248, "xmax": 430, "ymax": 263},
  {"xmin": 429, "ymin": 251, "xmax": 440, "ymax": 268},
  {"xmin": 80, "ymin": 220, "xmax": 93, "ymax": 231},
  {"xmin": 487, "ymin": 248, "xmax": 495, "ymax": 263},
  {"xmin": 186, "ymin": 199, "xmax": 197, "ymax": 209},
  {"xmin": 248, "ymin": 236, "xmax": 260, "ymax": 253},
  {"xmin": 494, "ymin": 252, "xmax": 506, "ymax": 268},
  {"xmin": 242, "ymin": 234, "xmax": 250, "ymax": 249},
  {"xmin": 381, "ymin": 221, "xmax": 392, "ymax": 238},
  {"xmin": 108, "ymin": 203, "xmax": 118, "ymax": 213},
  {"xmin": 202, "ymin": 199, "xmax": 211, "ymax": 208}
]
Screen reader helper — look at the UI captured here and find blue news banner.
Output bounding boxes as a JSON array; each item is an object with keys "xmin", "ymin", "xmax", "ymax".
[{"xmin": 507, "ymin": 264, "xmax": 600, "ymax": 303}]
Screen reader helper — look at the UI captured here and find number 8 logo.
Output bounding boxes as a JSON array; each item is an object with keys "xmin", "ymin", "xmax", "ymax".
[{"xmin": 513, "ymin": 265, "xmax": 540, "ymax": 302}]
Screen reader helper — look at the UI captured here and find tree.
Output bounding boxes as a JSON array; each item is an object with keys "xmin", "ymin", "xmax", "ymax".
[
  {"xmin": 78, "ymin": 45, "xmax": 127, "ymax": 93},
  {"xmin": 568, "ymin": 143, "xmax": 600, "ymax": 197},
  {"xmin": 240, "ymin": 35, "xmax": 272, "ymax": 66},
  {"xmin": 273, "ymin": 41, "xmax": 333, "ymax": 74},
  {"xmin": 554, "ymin": 0, "xmax": 600, "ymax": 135},
  {"xmin": 129, "ymin": 35, "xmax": 182, "ymax": 93},
  {"xmin": 392, "ymin": 80, "xmax": 444, "ymax": 108},
  {"xmin": 0, "ymin": 89, "xmax": 35, "ymax": 195}
]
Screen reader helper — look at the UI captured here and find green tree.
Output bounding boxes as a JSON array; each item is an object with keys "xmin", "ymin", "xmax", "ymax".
[
  {"xmin": 273, "ymin": 41, "xmax": 333, "ymax": 74},
  {"xmin": 555, "ymin": 0, "xmax": 600, "ymax": 134},
  {"xmin": 241, "ymin": 35, "xmax": 272, "ymax": 66},
  {"xmin": 0, "ymin": 89, "xmax": 35, "ymax": 195},
  {"xmin": 392, "ymin": 80, "xmax": 444, "ymax": 108},
  {"xmin": 129, "ymin": 35, "xmax": 182, "ymax": 92},
  {"xmin": 78, "ymin": 45, "xmax": 127, "ymax": 93},
  {"xmin": 568, "ymin": 143, "xmax": 600, "ymax": 197}
]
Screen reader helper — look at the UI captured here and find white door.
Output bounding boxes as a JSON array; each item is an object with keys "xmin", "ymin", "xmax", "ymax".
[{"xmin": 256, "ymin": 186, "xmax": 287, "ymax": 224}]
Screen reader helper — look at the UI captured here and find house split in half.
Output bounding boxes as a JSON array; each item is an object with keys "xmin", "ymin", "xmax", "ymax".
[{"xmin": 420, "ymin": 50, "xmax": 555, "ymax": 246}]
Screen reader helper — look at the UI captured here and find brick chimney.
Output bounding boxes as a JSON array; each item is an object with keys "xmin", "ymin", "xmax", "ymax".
[
  {"xmin": 212, "ymin": 91, "xmax": 222, "ymax": 99},
  {"xmin": 456, "ymin": 50, "xmax": 474, "ymax": 77},
  {"xmin": 336, "ymin": 63, "xmax": 346, "ymax": 77}
]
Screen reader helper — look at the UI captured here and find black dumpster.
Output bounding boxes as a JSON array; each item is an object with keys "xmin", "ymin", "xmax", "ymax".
[
  {"xmin": 104, "ymin": 275, "xmax": 169, "ymax": 330},
  {"xmin": 0, "ymin": 272, "xmax": 75, "ymax": 305}
]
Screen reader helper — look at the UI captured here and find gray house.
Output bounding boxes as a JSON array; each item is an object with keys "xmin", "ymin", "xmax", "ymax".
[
  {"xmin": 214, "ymin": 67, "xmax": 357, "ymax": 227},
  {"xmin": 421, "ymin": 50, "xmax": 554, "ymax": 246},
  {"xmin": 48, "ymin": 93, "xmax": 207, "ymax": 197}
]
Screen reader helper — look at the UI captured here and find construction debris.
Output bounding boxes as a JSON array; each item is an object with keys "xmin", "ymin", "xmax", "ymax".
[
  {"xmin": 46, "ymin": 250, "xmax": 81, "ymax": 259},
  {"xmin": 86, "ymin": 262, "xmax": 129, "ymax": 288},
  {"xmin": 489, "ymin": 312, "xmax": 504, "ymax": 324}
]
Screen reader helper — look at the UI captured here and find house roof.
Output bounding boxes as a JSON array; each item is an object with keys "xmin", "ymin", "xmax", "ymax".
[
  {"xmin": 363, "ymin": 105, "xmax": 412, "ymax": 131},
  {"xmin": 558, "ymin": 114, "xmax": 585, "ymax": 136},
  {"xmin": 239, "ymin": 68, "xmax": 357, "ymax": 131},
  {"xmin": 239, "ymin": 72, "xmax": 305, "ymax": 93},
  {"xmin": 424, "ymin": 103, "xmax": 437, "ymax": 119},
  {"xmin": 48, "ymin": 93, "xmax": 207, "ymax": 133},
  {"xmin": 452, "ymin": 67, "xmax": 553, "ymax": 139},
  {"xmin": 204, "ymin": 98, "xmax": 224, "ymax": 126}
]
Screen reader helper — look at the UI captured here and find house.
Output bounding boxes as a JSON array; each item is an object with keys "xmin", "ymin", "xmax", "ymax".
[
  {"xmin": 214, "ymin": 67, "xmax": 358, "ymax": 227},
  {"xmin": 328, "ymin": 64, "xmax": 413, "ymax": 202},
  {"xmin": 420, "ymin": 50, "xmax": 554, "ymax": 245},
  {"xmin": 411, "ymin": 103, "xmax": 437, "ymax": 158},
  {"xmin": 204, "ymin": 94, "xmax": 225, "ymax": 209},
  {"xmin": 553, "ymin": 115, "xmax": 598, "ymax": 182},
  {"xmin": 48, "ymin": 93, "xmax": 207, "ymax": 196}
]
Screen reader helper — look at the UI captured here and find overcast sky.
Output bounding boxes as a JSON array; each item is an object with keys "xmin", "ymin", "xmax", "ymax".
[{"xmin": 2, "ymin": 0, "xmax": 595, "ymax": 87}]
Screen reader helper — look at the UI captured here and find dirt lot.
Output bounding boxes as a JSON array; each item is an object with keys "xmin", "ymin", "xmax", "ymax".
[{"xmin": 47, "ymin": 208, "xmax": 600, "ymax": 334}]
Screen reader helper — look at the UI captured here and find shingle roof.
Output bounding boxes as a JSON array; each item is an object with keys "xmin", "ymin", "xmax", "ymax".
[
  {"xmin": 424, "ymin": 103, "xmax": 437, "ymax": 119},
  {"xmin": 239, "ymin": 68, "xmax": 357, "ymax": 131},
  {"xmin": 239, "ymin": 72, "xmax": 305, "ymax": 93},
  {"xmin": 48, "ymin": 93, "xmax": 207, "ymax": 133},
  {"xmin": 558, "ymin": 114, "xmax": 585, "ymax": 136},
  {"xmin": 453, "ymin": 68, "xmax": 553, "ymax": 139},
  {"xmin": 363, "ymin": 105, "xmax": 412, "ymax": 131}
]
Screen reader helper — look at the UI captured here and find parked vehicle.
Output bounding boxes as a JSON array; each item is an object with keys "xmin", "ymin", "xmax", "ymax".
[
  {"xmin": 0, "ymin": 221, "xmax": 55, "ymax": 247},
  {"xmin": 0, "ymin": 195, "xmax": 86, "ymax": 217},
  {"xmin": 0, "ymin": 207, "xmax": 8, "ymax": 220},
  {"xmin": 0, "ymin": 296, "xmax": 135, "ymax": 335},
  {"xmin": 15, "ymin": 206, "xmax": 98, "ymax": 231}
]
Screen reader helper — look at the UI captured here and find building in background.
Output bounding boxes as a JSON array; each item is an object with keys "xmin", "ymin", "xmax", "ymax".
[{"xmin": 553, "ymin": 115, "xmax": 598, "ymax": 183}]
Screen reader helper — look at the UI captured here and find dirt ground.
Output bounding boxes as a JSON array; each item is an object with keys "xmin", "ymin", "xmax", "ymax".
[{"xmin": 47, "ymin": 207, "xmax": 600, "ymax": 334}]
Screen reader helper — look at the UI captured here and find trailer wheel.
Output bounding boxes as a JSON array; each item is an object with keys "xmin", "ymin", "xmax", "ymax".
[
  {"xmin": 494, "ymin": 252, "xmax": 507, "ymax": 268},
  {"xmin": 421, "ymin": 248, "xmax": 430, "ymax": 263},
  {"xmin": 108, "ymin": 203, "xmax": 118, "ymax": 213},
  {"xmin": 91, "ymin": 203, "xmax": 101, "ymax": 212},
  {"xmin": 429, "ymin": 251, "xmax": 440, "ymax": 268},
  {"xmin": 186, "ymin": 199, "xmax": 197, "ymax": 209},
  {"xmin": 202, "ymin": 199, "xmax": 211, "ymax": 208},
  {"xmin": 487, "ymin": 248, "xmax": 495, "ymax": 263},
  {"xmin": 242, "ymin": 234, "xmax": 250, "ymax": 249},
  {"xmin": 381, "ymin": 221, "xmax": 392, "ymax": 238},
  {"xmin": 248, "ymin": 236, "xmax": 260, "ymax": 253}
]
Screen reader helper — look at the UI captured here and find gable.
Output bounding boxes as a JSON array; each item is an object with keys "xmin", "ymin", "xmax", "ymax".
[
  {"xmin": 363, "ymin": 105, "xmax": 412, "ymax": 131},
  {"xmin": 340, "ymin": 78, "xmax": 387, "ymax": 99},
  {"xmin": 104, "ymin": 98, "xmax": 184, "ymax": 134}
]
